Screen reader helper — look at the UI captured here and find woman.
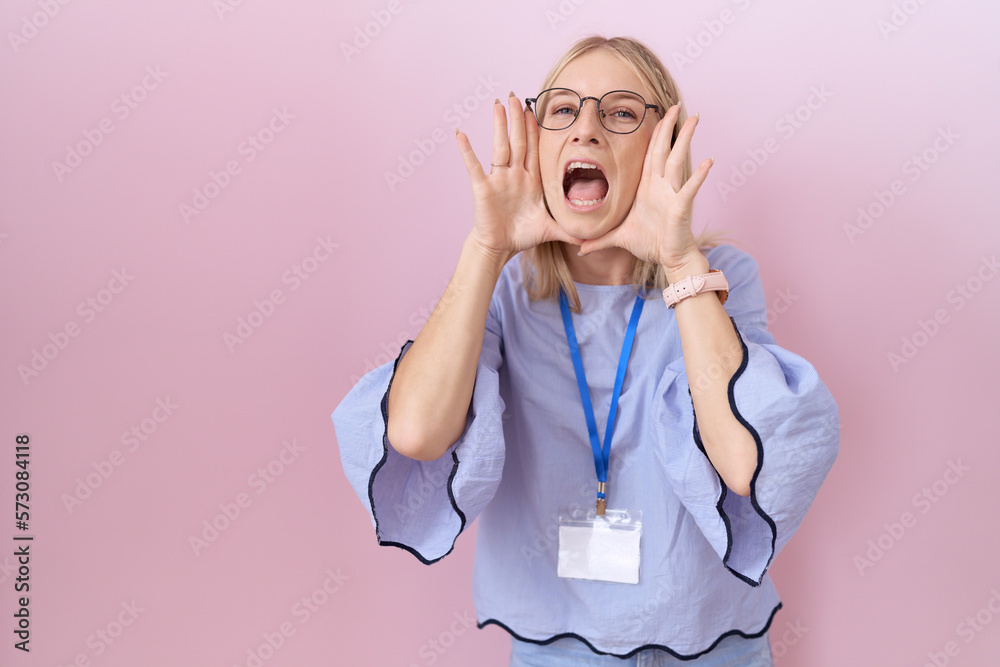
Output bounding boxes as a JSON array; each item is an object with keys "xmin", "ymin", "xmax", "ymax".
[{"xmin": 332, "ymin": 35, "xmax": 839, "ymax": 666}]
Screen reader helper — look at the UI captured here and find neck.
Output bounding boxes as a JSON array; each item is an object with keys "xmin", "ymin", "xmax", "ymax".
[{"xmin": 561, "ymin": 243, "xmax": 635, "ymax": 285}]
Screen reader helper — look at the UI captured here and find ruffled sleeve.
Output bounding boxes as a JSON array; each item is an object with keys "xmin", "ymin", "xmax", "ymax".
[
  {"xmin": 651, "ymin": 245, "xmax": 840, "ymax": 586},
  {"xmin": 331, "ymin": 298, "xmax": 506, "ymax": 564}
]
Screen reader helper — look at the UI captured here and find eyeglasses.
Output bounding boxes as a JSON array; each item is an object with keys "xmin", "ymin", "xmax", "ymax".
[{"xmin": 525, "ymin": 88, "xmax": 660, "ymax": 135}]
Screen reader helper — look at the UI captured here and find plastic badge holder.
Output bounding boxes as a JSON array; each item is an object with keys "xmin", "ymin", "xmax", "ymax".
[{"xmin": 557, "ymin": 507, "xmax": 642, "ymax": 584}]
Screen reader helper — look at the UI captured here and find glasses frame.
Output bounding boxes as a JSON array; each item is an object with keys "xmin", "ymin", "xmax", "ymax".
[{"xmin": 525, "ymin": 88, "xmax": 661, "ymax": 135}]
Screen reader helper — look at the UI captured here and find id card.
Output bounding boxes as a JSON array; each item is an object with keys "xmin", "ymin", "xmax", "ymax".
[{"xmin": 557, "ymin": 507, "xmax": 642, "ymax": 584}]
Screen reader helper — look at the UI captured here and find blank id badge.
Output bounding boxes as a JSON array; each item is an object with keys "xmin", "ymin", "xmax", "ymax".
[{"xmin": 557, "ymin": 507, "xmax": 642, "ymax": 584}]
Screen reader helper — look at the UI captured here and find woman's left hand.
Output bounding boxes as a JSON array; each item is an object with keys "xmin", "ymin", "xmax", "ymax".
[{"xmin": 578, "ymin": 104, "xmax": 714, "ymax": 277}]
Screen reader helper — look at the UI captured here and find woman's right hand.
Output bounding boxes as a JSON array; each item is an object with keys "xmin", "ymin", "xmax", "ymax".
[{"xmin": 455, "ymin": 92, "xmax": 584, "ymax": 261}]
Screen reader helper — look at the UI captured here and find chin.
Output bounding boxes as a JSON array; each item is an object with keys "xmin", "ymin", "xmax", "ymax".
[
  {"xmin": 545, "ymin": 194, "xmax": 622, "ymax": 241},
  {"xmin": 556, "ymin": 208, "xmax": 625, "ymax": 242}
]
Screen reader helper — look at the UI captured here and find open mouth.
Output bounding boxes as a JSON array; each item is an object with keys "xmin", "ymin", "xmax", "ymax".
[{"xmin": 563, "ymin": 160, "xmax": 609, "ymax": 210}]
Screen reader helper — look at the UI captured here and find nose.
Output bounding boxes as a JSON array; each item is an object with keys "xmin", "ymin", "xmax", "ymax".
[{"xmin": 569, "ymin": 97, "xmax": 604, "ymax": 142}]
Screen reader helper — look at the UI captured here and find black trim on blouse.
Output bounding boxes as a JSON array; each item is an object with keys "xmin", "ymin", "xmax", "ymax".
[
  {"xmin": 479, "ymin": 602, "xmax": 781, "ymax": 661},
  {"xmin": 369, "ymin": 340, "xmax": 467, "ymax": 565},
  {"xmin": 688, "ymin": 317, "xmax": 778, "ymax": 586}
]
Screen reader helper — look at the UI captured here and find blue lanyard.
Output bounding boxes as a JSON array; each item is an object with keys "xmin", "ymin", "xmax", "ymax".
[{"xmin": 559, "ymin": 286, "xmax": 645, "ymax": 510}]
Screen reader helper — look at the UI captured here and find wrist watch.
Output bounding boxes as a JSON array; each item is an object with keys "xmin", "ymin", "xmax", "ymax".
[{"xmin": 662, "ymin": 269, "xmax": 729, "ymax": 308}]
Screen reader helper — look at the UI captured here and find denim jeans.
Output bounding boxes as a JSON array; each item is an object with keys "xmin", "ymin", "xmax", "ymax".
[{"xmin": 510, "ymin": 632, "xmax": 773, "ymax": 667}]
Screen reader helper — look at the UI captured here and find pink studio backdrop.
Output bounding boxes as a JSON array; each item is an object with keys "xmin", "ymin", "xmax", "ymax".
[{"xmin": 1, "ymin": 1, "xmax": 998, "ymax": 665}]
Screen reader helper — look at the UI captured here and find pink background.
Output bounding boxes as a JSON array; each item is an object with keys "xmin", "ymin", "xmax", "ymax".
[{"xmin": 2, "ymin": 1, "xmax": 998, "ymax": 665}]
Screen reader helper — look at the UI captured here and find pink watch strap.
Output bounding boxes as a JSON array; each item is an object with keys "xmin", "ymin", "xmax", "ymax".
[{"xmin": 662, "ymin": 269, "xmax": 729, "ymax": 308}]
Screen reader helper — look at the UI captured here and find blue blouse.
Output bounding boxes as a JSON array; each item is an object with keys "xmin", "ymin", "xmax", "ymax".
[{"xmin": 331, "ymin": 244, "xmax": 840, "ymax": 659}]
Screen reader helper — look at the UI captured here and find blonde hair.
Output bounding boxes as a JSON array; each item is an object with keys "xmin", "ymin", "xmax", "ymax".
[{"xmin": 521, "ymin": 35, "xmax": 734, "ymax": 312}]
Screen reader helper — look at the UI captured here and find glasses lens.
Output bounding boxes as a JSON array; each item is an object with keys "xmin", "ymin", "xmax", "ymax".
[
  {"xmin": 599, "ymin": 92, "xmax": 647, "ymax": 133},
  {"xmin": 535, "ymin": 89, "xmax": 579, "ymax": 130}
]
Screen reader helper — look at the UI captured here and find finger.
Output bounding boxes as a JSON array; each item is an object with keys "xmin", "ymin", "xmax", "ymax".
[
  {"xmin": 508, "ymin": 92, "xmax": 527, "ymax": 170},
  {"xmin": 547, "ymin": 229, "xmax": 588, "ymax": 250},
  {"xmin": 651, "ymin": 104, "xmax": 680, "ymax": 180},
  {"xmin": 524, "ymin": 106, "xmax": 540, "ymax": 177},
  {"xmin": 578, "ymin": 226, "xmax": 621, "ymax": 257},
  {"xmin": 639, "ymin": 112, "xmax": 663, "ymax": 183},
  {"xmin": 538, "ymin": 215, "xmax": 587, "ymax": 247},
  {"xmin": 454, "ymin": 128, "xmax": 486, "ymax": 186},
  {"xmin": 491, "ymin": 98, "xmax": 511, "ymax": 172},
  {"xmin": 678, "ymin": 156, "xmax": 714, "ymax": 200},
  {"xmin": 667, "ymin": 112, "xmax": 699, "ymax": 192}
]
